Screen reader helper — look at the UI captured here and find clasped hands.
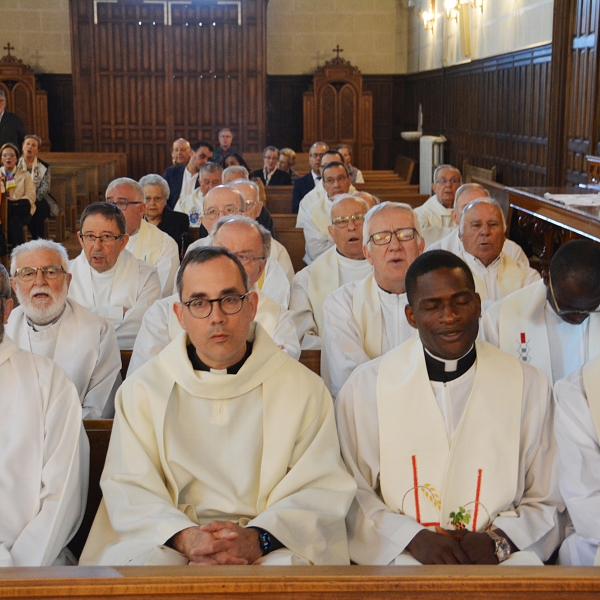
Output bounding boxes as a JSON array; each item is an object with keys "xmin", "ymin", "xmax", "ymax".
[
  {"xmin": 406, "ymin": 526, "xmax": 504, "ymax": 564},
  {"xmin": 171, "ymin": 520, "xmax": 263, "ymax": 566}
]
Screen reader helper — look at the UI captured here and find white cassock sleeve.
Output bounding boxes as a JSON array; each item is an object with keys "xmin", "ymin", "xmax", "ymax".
[
  {"xmin": 555, "ymin": 367, "xmax": 600, "ymax": 565},
  {"xmin": 262, "ymin": 259, "xmax": 291, "ymax": 309},
  {"xmin": 271, "ymin": 240, "xmax": 294, "ymax": 283},
  {"xmin": 303, "ymin": 214, "xmax": 333, "ymax": 264},
  {"xmin": 0, "ymin": 357, "xmax": 88, "ymax": 566},
  {"xmin": 336, "ymin": 358, "xmax": 563, "ymax": 565},
  {"xmin": 272, "ymin": 307, "xmax": 301, "ymax": 360},
  {"xmin": 155, "ymin": 235, "xmax": 180, "ymax": 299},
  {"xmin": 480, "ymin": 300, "xmax": 501, "ymax": 346},
  {"xmin": 289, "ymin": 266, "xmax": 321, "ymax": 350},
  {"xmin": 83, "ymin": 318, "xmax": 121, "ymax": 420},
  {"xmin": 117, "ymin": 263, "xmax": 162, "ymax": 350}
]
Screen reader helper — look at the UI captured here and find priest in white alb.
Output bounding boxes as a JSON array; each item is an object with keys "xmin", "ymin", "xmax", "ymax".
[
  {"xmin": 0, "ymin": 264, "xmax": 88, "ymax": 566},
  {"xmin": 7, "ymin": 239, "xmax": 121, "ymax": 419},
  {"xmin": 427, "ymin": 182, "xmax": 529, "ymax": 266},
  {"xmin": 128, "ymin": 215, "xmax": 300, "ymax": 374},
  {"xmin": 290, "ymin": 195, "xmax": 372, "ymax": 350},
  {"xmin": 414, "ymin": 164, "xmax": 462, "ymax": 246},
  {"xmin": 554, "ymin": 353, "xmax": 600, "ymax": 565},
  {"xmin": 456, "ymin": 197, "xmax": 539, "ymax": 309},
  {"xmin": 80, "ymin": 246, "xmax": 356, "ymax": 566},
  {"xmin": 106, "ymin": 177, "xmax": 179, "ymax": 297},
  {"xmin": 321, "ymin": 202, "xmax": 424, "ymax": 398},
  {"xmin": 336, "ymin": 250, "xmax": 563, "ymax": 566},
  {"xmin": 482, "ymin": 239, "xmax": 600, "ymax": 384},
  {"xmin": 68, "ymin": 202, "xmax": 162, "ymax": 350}
]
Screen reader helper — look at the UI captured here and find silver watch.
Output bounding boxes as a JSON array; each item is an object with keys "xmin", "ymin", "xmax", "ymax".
[{"xmin": 486, "ymin": 529, "xmax": 511, "ymax": 563}]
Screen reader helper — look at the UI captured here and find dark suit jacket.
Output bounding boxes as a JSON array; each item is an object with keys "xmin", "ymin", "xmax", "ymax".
[
  {"xmin": 0, "ymin": 111, "xmax": 26, "ymax": 148},
  {"xmin": 156, "ymin": 207, "xmax": 191, "ymax": 255},
  {"xmin": 251, "ymin": 168, "xmax": 292, "ymax": 187},
  {"xmin": 292, "ymin": 172, "xmax": 316, "ymax": 214},
  {"xmin": 163, "ymin": 164, "xmax": 200, "ymax": 209},
  {"xmin": 256, "ymin": 205, "xmax": 274, "ymax": 236}
]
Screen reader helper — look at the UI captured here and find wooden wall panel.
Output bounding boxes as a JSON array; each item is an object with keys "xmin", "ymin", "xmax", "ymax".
[{"xmin": 70, "ymin": 0, "xmax": 267, "ymax": 179}]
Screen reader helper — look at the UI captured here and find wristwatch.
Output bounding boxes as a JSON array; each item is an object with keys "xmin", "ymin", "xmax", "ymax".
[
  {"xmin": 249, "ymin": 527, "xmax": 284, "ymax": 556},
  {"xmin": 486, "ymin": 529, "xmax": 511, "ymax": 563}
]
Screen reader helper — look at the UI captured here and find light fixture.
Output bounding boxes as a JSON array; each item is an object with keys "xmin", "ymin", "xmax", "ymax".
[
  {"xmin": 445, "ymin": 0, "xmax": 458, "ymax": 20},
  {"xmin": 472, "ymin": 0, "xmax": 483, "ymax": 11},
  {"xmin": 423, "ymin": 9, "xmax": 435, "ymax": 30}
]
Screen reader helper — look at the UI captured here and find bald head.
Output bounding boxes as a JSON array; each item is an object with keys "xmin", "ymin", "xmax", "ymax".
[
  {"xmin": 353, "ymin": 191, "xmax": 377, "ymax": 210},
  {"xmin": 228, "ymin": 179, "xmax": 262, "ymax": 221},
  {"xmin": 201, "ymin": 186, "xmax": 245, "ymax": 234}
]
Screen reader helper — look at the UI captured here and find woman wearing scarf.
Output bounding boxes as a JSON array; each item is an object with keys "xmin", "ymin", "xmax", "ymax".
[
  {"xmin": 18, "ymin": 135, "xmax": 58, "ymax": 239},
  {"xmin": 0, "ymin": 142, "xmax": 35, "ymax": 248}
]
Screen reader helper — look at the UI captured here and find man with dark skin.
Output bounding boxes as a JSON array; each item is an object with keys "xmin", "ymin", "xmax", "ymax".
[{"xmin": 336, "ymin": 250, "xmax": 562, "ymax": 566}]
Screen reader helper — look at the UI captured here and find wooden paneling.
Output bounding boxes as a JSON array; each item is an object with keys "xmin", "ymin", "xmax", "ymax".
[{"xmin": 70, "ymin": 0, "xmax": 267, "ymax": 179}]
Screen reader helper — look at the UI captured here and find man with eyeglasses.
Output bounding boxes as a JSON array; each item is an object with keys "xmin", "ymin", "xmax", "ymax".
[
  {"xmin": 482, "ymin": 239, "xmax": 600, "ymax": 384},
  {"xmin": 336, "ymin": 250, "xmax": 562, "ymax": 566},
  {"xmin": 174, "ymin": 162, "xmax": 223, "ymax": 227},
  {"xmin": 128, "ymin": 215, "xmax": 300, "ymax": 374},
  {"xmin": 80, "ymin": 246, "xmax": 356, "ymax": 567},
  {"xmin": 290, "ymin": 195, "xmax": 373, "ymax": 350},
  {"xmin": 6, "ymin": 239, "xmax": 121, "ymax": 419},
  {"xmin": 414, "ymin": 164, "xmax": 462, "ymax": 246},
  {"xmin": 250, "ymin": 145, "xmax": 292, "ymax": 186},
  {"xmin": 164, "ymin": 140, "xmax": 214, "ymax": 209},
  {"xmin": 68, "ymin": 202, "xmax": 161, "ymax": 350},
  {"xmin": 292, "ymin": 141, "xmax": 328, "ymax": 215},
  {"xmin": 0, "ymin": 263, "xmax": 88, "ymax": 566},
  {"xmin": 187, "ymin": 186, "xmax": 291, "ymax": 308},
  {"xmin": 321, "ymin": 202, "xmax": 424, "ymax": 399},
  {"xmin": 107, "ymin": 178, "xmax": 179, "ymax": 298}
]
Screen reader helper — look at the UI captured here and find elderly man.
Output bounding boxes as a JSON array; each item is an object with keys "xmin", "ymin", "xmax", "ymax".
[
  {"xmin": 251, "ymin": 145, "xmax": 292, "ymax": 186},
  {"xmin": 458, "ymin": 198, "xmax": 539, "ymax": 308},
  {"xmin": 228, "ymin": 178, "xmax": 292, "ymax": 280},
  {"xmin": 107, "ymin": 178, "xmax": 179, "ymax": 298},
  {"xmin": 0, "ymin": 91, "xmax": 26, "ymax": 148},
  {"xmin": 80, "ymin": 246, "xmax": 355, "ymax": 566},
  {"xmin": 174, "ymin": 162, "xmax": 223, "ymax": 227},
  {"xmin": 482, "ymin": 239, "xmax": 600, "ymax": 384},
  {"xmin": 321, "ymin": 202, "xmax": 424, "ymax": 398},
  {"xmin": 222, "ymin": 165, "xmax": 249, "ymax": 184},
  {"xmin": 292, "ymin": 142, "xmax": 328, "ymax": 215},
  {"xmin": 336, "ymin": 144, "xmax": 364, "ymax": 184},
  {"xmin": 187, "ymin": 186, "xmax": 291, "ymax": 308},
  {"xmin": 428, "ymin": 183, "xmax": 528, "ymax": 266},
  {"xmin": 290, "ymin": 195, "xmax": 372, "ymax": 350},
  {"xmin": 212, "ymin": 127, "xmax": 238, "ymax": 165},
  {"xmin": 129, "ymin": 216, "xmax": 300, "ymax": 374},
  {"xmin": 69, "ymin": 202, "xmax": 161, "ymax": 350},
  {"xmin": 337, "ymin": 250, "xmax": 562, "ymax": 566},
  {"xmin": 171, "ymin": 138, "xmax": 192, "ymax": 166},
  {"xmin": 164, "ymin": 141, "xmax": 214, "ymax": 208},
  {"xmin": 415, "ymin": 164, "xmax": 462, "ymax": 246},
  {"xmin": 303, "ymin": 160, "xmax": 354, "ymax": 264},
  {"xmin": 7, "ymin": 239, "xmax": 121, "ymax": 419},
  {"xmin": 0, "ymin": 264, "xmax": 88, "ymax": 566}
]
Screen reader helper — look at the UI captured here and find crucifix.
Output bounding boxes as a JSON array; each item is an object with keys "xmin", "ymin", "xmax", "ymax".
[
  {"xmin": 3, "ymin": 42, "xmax": 15, "ymax": 57},
  {"xmin": 332, "ymin": 44, "xmax": 343, "ymax": 59}
]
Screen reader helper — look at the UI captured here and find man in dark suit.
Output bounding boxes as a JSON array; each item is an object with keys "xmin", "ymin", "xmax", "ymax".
[
  {"xmin": 163, "ymin": 141, "xmax": 213, "ymax": 209},
  {"xmin": 292, "ymin": 141, "xmax": 328, "ymax": 214},
  {"xmin": 0, "ymin": 92, "xmax": 26, "ymax": 148},
  {"xmin": 251, "ymin": 145, "xmax": 292, "ymax": 186}
]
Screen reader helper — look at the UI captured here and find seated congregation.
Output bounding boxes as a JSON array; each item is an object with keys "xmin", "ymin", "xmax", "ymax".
[{"xmin": 2, "ymin": 132, "xmax": 600, "ymax": 570}]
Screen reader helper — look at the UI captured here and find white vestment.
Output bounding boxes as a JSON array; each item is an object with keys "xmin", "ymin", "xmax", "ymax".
[
  {"xmin": 174, "ymin": 189, "xmax": 203, "ymax": 227},
  {"xmin": 414, "ymin": 195, "xmax": 454, "ymax": 246},
  {"xmin": 482, "ymin": 281, "xmax": 600, "ymax": 384},
  {"xmin": 459, "ymin": 249, "xmax": 540, "ymax": 310},
  {"xmin": 555, "ymin": 356, "xmax": 600, "ymax": 565},
  {"xmin": 126, "ymin": 219, "xmax": 180, "ymax": 298},
  {"xmin": 289, "ymin": 246, "xmax": 372, "ymax": 350},
  {"xmin": 128, "ymin": 290, "xmax": 300, "ymax": 375},
  {"xmin": 427, "ymin": 229, "xmax": 530, "ymax": 268},
  {"xmin": 6, "ymin": 298, "xmax": 121, "ymax": 419},
  {"xmin": 0, "ymin": 336, "xmax": 88, "ymax": 566},
  {"xmin": 303, "ymin": 195, "xmax": 335, "ymax": 264},
  {"xmin": 336, "ymin": 338, "xmax": 563, "ymax": 565},
  {"xmin": 68, "ymin": 249, "xmax": 162, "ymax": 350},
  {"xmin": 321, "ymin": 273, "xmax": 418, "ymax": 399},
  {"xmin": 295, "ymin": 180, "xmax": 356, "ymax": 229},
  {"xmin": 80, "ymin": 324, "xmax": 356, "ymax": 566},
  {"xmin": 271, "ymin": 238, "xmax": 294, "ymax": 283}
]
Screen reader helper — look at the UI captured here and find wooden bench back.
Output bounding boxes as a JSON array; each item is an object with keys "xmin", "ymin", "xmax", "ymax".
[
  {"xmin": 394, "ymin": 155, "xmax": 416, "ymax": 183},
  {"xmin": 463, "ymin": 160, "xmax": 497, "ymax": 183},
  {"xmin": 273, "ymin": 227, "xmax": 305, "ymax": 273}
]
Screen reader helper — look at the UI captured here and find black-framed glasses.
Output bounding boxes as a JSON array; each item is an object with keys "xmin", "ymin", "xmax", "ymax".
[
  {"xmin": 107, "ymin": 200, "xmax": 142, "ymax": 210},
  {"xmin": 182, "ymin": 293, "xmax": 249, "ymax": 319},
  {"xmin": 368, "ymin": 228, "xmax": 419, "ymax": 245},
  {"xmin": 14, "ymin": 265, "xmax": 66, "ymax": 282},
  {"xmin": 548, "ymin": 274, "xmax": 600, "ymax": 316},
  {"xmin": 332, "ymin": 213, "xmax": 365, "ymax": 229},
  {"xmin": 79, "ymin": 233, "xmax": 124, "ymax": 245}
]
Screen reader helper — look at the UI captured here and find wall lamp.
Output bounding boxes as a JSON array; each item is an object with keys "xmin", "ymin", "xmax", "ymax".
[{"xmin": 445, "ymin": 0, "xmax": 458, "ymax": 21}]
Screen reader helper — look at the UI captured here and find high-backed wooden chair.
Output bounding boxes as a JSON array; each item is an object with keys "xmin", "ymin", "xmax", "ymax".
[
  {"xmin": 462, "ymin": 160, "xmax": 497, "ymax": 183},
  {"xmin": 394, "ymin": 155, "xmax": 416, "ymax": 183}
]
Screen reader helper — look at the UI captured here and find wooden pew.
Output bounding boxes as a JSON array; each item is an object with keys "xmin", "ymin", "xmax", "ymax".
[
  {"xmin": 120, "ymin": 350, "xmax": 132, "ymax": 381},
  {"xmin": 265, "ymin": 186, "xmax": 294, "ymax": 213},
  {"xmin": 395, "ymin": 155, "xmax": 416, "ymax": 183},
  {"xmin": 463, "ymin": 160, "xmax": 497, "ymax": 183},
  {"xmin": 300, "ymin": 350, "xmax": 320, "ymax": 376},
  {"xmin": 272, "ymin": 214, "xmax": 298, "ymax": 230},
  {"xmin": 274, "ymin": 227, "xmax": 305, "ymax": 273}
]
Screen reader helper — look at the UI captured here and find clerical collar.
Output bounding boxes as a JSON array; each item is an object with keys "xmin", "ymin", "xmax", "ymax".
[
  {"xmin": 187, "ymin": 342, "xmax": 252, "ymax": 374},
  {"xmin": 424, "ymin": 345, "xmax": 476, "ymax": 382},
  {"xmin": 26, "ymin": 305, "xmax": 66, "ymax": 332}
]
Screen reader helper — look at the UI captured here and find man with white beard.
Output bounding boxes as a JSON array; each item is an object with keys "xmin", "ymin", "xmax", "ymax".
[
  {"xmin": 0, "ymin": 264, "xmax": 88, "ymax": 566},
  {"xmin": 7, "ymin": 239, "xmax": 121, "ymax": 419}
]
